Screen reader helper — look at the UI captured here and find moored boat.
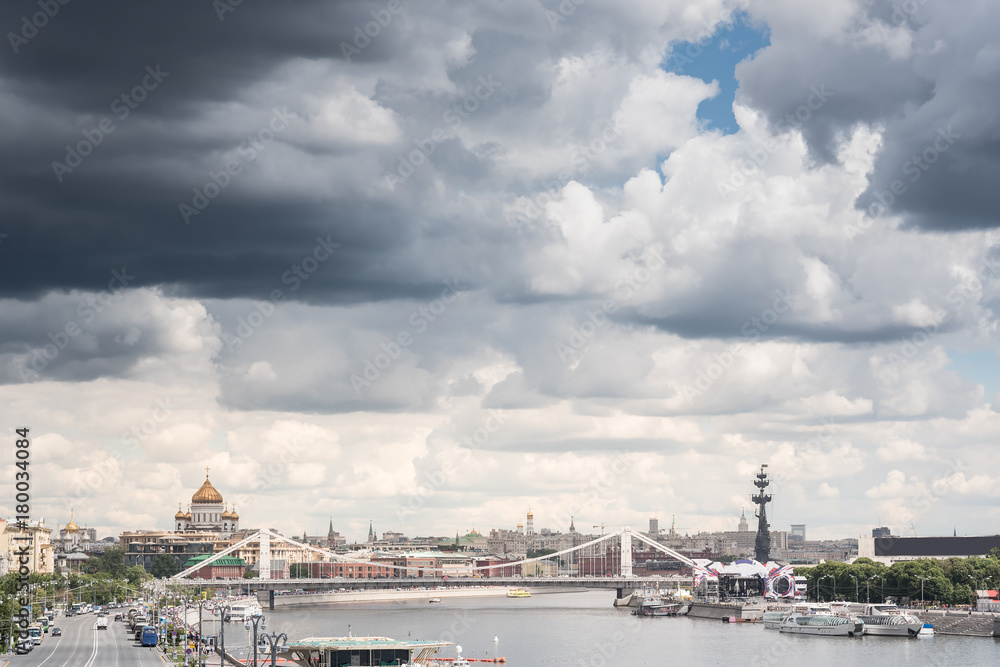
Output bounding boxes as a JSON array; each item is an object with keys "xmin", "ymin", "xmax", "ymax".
[
  {"xmin": 283, "ymin": 635, "xmax": 451, "ymax": 666},
  {"xmin": 506, "ymin": 588, "xmax": 531, "ymax": 598},
  {"xmin": 849, "ymin": 604, "xmax": 922, "ymax": 637},
  {"xmin": 778, "ymin": 613, "xmax": 864, "ymax": 637}
]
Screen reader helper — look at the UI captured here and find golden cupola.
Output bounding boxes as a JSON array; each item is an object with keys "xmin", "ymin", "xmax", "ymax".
[
  {"xmin": 221, "ymin": 505, "xmax": 233, "ymax": 520},
  {"xmin": 192, "ymin": 469, "xmax": 224, "ymax": 504},
  {"xmin": 174, "ymin": 503, "xmax": 186, "ymax": 520},
  {"xmin": 230, "ymin": 505, "xmax": 239, "ymax": 520},
  {"xmin": 184, "ymin": 505, "xmax": 192, "ymax": 520},
  {"xmin": 65, "ymin": 510, "xmax": 80, "ymax": 534}
]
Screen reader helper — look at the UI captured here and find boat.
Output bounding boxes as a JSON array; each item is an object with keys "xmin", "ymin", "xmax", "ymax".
[
  {"xmin": 506, "ymin": 588, "xmax": 531, "ymax": 598},
  {"xmin": 632, "ymin": 600, "xmax": 682, "ymax": 617},
  {"xmin": 849, "ymin": 604, "xmax": 923, "ymax": 637},
  {"xmin": 428, "ymin": 598, "xmax": 442, "ymax": 604},
  {"xmin": 224, "ymin": 603, "xmax": 263, "ymax": 622},
  {"xmin": 762, "ymin": 610, "xmax": 787, "ymax": 629},
  {"xmin": 283, "ymin": 635, "xmax": 451, "ymax": 666},
  {"xmin": 778, "ymin": 612, "xmax": 864, "ymax": 637},
  {"xmin": 919, "ymin": 622, "xmax": 934, "ymax": 637}
]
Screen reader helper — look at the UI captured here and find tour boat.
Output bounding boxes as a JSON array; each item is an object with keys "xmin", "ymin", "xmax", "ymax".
[
  {"xmin": 506, "ymin": 588, "xmax": 531, "ymax": 598},
  {"xmin": 778, "ymin": 612, "xmax": 864, "ymax": 637},
  {"xmin": 428, "ymin": 598, "xmax": 442, "ymax": 604},
  {"xmin": 224, "ymin": 603, "xmax": 263, "ymax": 622},
  {"xmin": 852, "ymin": 604, "xmax": 923, "ymax": 637},
  {"xmin": 632, "ymin": 600, "xmax": 682, "ymax": 616},
  {"xmin": 283, "ymin": 636, "xmax": 451, "ymax": 666}
]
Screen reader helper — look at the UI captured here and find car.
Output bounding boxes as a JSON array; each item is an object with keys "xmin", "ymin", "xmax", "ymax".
[
  {"xmin": 16, "ymin": 638, "xmax": 33, "ymax": 654},
  {"xmin": 51, "ymin": 628, "xmax": 62, "ymax": 636}
]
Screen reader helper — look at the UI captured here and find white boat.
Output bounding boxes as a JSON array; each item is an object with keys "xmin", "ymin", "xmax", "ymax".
[
  {"xmin": 919, "ymin": 622, "xmax": 934, "ymax": 637},
  {"xmin": 762, "ymin": 610, "xmax": 787, "ymax": 629},
  {"xmin": 763, "ymin": 603, "xmax": 832, "ymax": 629},
  {"xmin": 778, "ymin": 612, "xmax": 864, "ymax": 637},
  {"xmin": 850, "ymin": 604, "xmax": 923, "ymax": 637},
  {"xmin": 224, "ymin": 603, "xmax": 263, "ymax": 622}
]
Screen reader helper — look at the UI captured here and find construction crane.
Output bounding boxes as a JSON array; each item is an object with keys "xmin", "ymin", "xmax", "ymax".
[
  {"xmin": 593, "ymin": 523, "xmax": 625, "ymax": 535},
  {"xmin": 910, "ymin": 522, "xmax": 918, "ymax": 536}
]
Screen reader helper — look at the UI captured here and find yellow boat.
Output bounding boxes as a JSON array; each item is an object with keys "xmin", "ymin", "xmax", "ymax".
[{"xmin": 506, "ymin": 588, "xmax": 531, "ymax": 598}]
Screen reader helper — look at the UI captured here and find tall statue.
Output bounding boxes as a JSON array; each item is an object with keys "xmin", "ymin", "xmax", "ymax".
[{"xmin": 752, "ymin": 464, "xmax": 772, "ymax": 562}]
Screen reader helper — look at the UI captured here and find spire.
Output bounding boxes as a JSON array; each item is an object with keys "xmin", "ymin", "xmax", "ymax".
[
  {"xmin": 569, "ymin": 515, "xmax": 576, "ymax": 532},
  {"xmin": 328, "ymin": 518, "xmax": 334, "ymax": 536}
]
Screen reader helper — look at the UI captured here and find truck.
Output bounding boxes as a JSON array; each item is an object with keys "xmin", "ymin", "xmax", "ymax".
[{"xmin": 96, "ymin": 616, "xmax": 108, "ymax": 630}]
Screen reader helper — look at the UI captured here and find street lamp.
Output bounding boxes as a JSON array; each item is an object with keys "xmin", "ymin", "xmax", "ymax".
[
  {"xmin": 259, "ymin": 631, "xmax": 288, "ymax": 667},
  {"xmin": 216, "ymin": 604, "xmax": 233, "ymax": 667},
  {"xmin": 917, "ymin": 576, "xmax": 928, "ymax": 609},
  {"xmin": 866, "ymin": 575, "xmax": 882, "ymax": 604},
  {"xmin": 819, "ymin": 574, "xmax": 835, "ymax": 602},
  {"xmin": 245, "ymin": 613, "xmax": 266, "ymax": 667},
  {"xmin": 847, "ymin": 574, "xmax": 858, "ymax": 602}
]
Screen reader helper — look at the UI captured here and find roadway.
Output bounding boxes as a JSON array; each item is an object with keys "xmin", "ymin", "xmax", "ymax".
[{"xmin": 3, "ymin": 613, "xmax": 168, "ymax": 667}]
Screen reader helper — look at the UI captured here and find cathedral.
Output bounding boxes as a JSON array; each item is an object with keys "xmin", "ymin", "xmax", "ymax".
[{"xmin": 173, "ymin": 468, "xmax": 240, "ymax": 535}]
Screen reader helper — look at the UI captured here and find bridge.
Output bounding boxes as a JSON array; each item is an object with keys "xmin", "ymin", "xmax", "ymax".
[{"xmin": 168, "ymin": 526, "xmax": 701, "ymax": 607}]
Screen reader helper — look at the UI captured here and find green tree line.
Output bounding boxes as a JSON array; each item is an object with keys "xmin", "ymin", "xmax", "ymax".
[{"xmin": 796, "ymin": 549, "xmax": 1000, "ymax": 605}]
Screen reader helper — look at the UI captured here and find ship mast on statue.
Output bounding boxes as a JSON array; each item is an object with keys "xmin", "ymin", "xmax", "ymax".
[{"xmin": 752, "ymin": 464, "xmax": 772, "ymax": 563}]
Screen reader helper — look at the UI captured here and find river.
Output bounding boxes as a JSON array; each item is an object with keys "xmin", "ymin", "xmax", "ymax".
[{"xmin": 213, "ymin": 591, "xmax": 1000, "ymax": 666}]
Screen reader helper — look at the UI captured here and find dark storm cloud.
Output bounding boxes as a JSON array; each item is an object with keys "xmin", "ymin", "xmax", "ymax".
[
  {"xmin": 0, "ymin": 0, "xmax": 514, "ymax": 302},
  {"xmin": 737, "ymin": 0, "xmax": 1000, "ymax": 230}
]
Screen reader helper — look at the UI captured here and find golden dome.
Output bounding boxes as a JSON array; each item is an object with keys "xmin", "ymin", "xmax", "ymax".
[
  {"xmin": 65, "ymin": 510, "xmax": 79, "ymax": 534},
  {"xmin": 221, "ymin": 505, "xmax": 233, "ymax": 520},
  {"xmin": 230, "ymin": 506, "xmax": 239, "ymax": 520},
  {"xmin": 516, "ymin": 522, "xmax": 523, "ymax": 528},
  {"xmin": 192, "ymin": 469, "xmax": 223, "ymax": 504},
  {"xmin": 184, "ymin": 505, "xmax": 192, "ymax": 520},
  {"xmin": 175, "ymin": 503, "xmax": 186, "ymax": 520}
]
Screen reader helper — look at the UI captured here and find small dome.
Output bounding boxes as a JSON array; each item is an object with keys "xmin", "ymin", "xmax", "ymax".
[
  {"xmin": 230, "ymin": 506, "xmax": 239, "ymax": 520},
  {"xmin": 65, "ymin": 510, "xmax": 79, "ymax": 534},
  {"xmin": 175, "ymin": 504, "xmax": 186, "ymax": 520},
  {"xmin": 221, "ymin": 505, "xmax": 234, "ymax": 520},
  {"xmin": 516, "ymin": 522, "xmax": 523, "ymax": 528}
]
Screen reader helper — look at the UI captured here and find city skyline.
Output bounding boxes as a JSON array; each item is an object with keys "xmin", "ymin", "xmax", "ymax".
[{"xmin": 3, "ymin": 1, "xmax": 1000, "ymax": 543}]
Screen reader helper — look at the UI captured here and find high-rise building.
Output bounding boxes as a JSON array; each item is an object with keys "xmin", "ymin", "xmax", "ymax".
[
  {"xmin": 790, "ymin": 524, "xmax": 806, "ymax": 542},
  {"xmin": 648, "ymin": 518, "xmax": 659, "ymax": 535}
]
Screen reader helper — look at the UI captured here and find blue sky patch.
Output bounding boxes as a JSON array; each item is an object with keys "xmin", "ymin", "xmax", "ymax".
[
  {"xmin": 948, "ymin": 349, "xmax": 1000, "ymax": 400},
  {"xmin": 663, "ymin": 14, "xmax": 770, "ymax": 134}
]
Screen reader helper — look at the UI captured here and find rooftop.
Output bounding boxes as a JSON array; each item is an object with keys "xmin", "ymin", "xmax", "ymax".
[{"xmin": 288, "ymin": 636, "xmax": 450, "ymax": 650}]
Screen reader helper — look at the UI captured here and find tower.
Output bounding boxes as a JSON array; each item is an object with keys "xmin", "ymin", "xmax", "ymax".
[
  {"xmin": 526, "ymin": 508, "xmax": 534, "ymax": 535},
  {"xmin": 751, "ymin": 465, "xmax": 772, "ymax": 563},
  {"xmin": 368, "ymin": 520, "xmax": 374, "ymax": 544},
  {"xmin": 738, "ymin": 508, "xmax": 748, "ymax": 532}
]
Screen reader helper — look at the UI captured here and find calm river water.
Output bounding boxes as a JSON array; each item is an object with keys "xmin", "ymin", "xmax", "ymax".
[{"xmin": 225, "ymin": 591, "xmax": 1000, "ymax": 666}]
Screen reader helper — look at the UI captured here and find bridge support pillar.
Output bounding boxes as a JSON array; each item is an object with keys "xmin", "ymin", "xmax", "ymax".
[
  {"xmin": 267, "ymin": 589, "xmax": 275, "ymax": 611},
  {"xmin": 620, "ymin": 526, "xmax": 632, "ymax": 578}
]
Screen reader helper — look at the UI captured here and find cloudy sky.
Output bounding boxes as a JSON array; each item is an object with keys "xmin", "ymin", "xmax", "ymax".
[{"xmin": 3, "ymin": 0, "xmax": 1000, "ymax": 545}]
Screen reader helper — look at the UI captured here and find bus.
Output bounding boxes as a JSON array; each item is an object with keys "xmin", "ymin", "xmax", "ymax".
[
  {"xmin": 71, "ymin": 603, "xmax": 83, "ymax": 615},
  {"xmin": 27, "ymin": 625, "xmax": 43, "ymax": 645},
  {"xmin": 40, "ymin": 617, "xmax": 49, "ymax": 633},
  {"xmin": 140, "ymin": 626, "xmax": 158, "ymax": 647}
]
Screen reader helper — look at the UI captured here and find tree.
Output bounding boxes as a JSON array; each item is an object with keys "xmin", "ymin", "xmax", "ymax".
[
  {"xmin": 126, "ymin": 565, "xmax": 149, "ymax": 586},
  {"xmin": 149, "ymin": 555, "xmax": 179, "ymax": 579},
  {"xmin": 289, "ymin": 563, "xmax": 311, "ymax": 578}
]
